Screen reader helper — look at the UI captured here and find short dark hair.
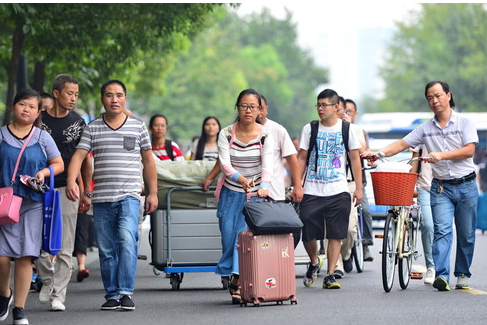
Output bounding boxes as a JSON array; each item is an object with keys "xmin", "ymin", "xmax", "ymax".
[
  {"xmin": 425, "ymin": 81, "xmax": 455, "ymax": 108},
  {"xmin": 345, "ymin": 99, "xmax": 357, "ymax": 112},
  {"xmin": 39, "ymin": 92, "xmax": 54, "ymax": 100},
  {"xmin": 14, "ymin": 88, "xmax": 41, "ymax": 110},
  {"xmin": 100, "ymin": 79, "xmax": 127, "ymax": 97},
  {"xmin": 338, "ymin": 96, "xmax": 346, "ymax": 108},
  {"xmin": 317, "ymin": 89, "xmax": 338, "ymax": 104},
  {"xmin": 52, "ymin": 74, "xmax": 78, "ymax": 94}
]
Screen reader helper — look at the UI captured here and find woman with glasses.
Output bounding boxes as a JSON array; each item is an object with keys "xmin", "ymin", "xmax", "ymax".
[{"xmin": 214, "ymin": 89, "xmax": 273, "ymax": 304}]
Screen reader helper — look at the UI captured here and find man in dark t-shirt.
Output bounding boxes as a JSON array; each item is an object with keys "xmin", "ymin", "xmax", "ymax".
[{"xmin": 36, "ymin": 74, "xmax": 92, "ymax": 312}]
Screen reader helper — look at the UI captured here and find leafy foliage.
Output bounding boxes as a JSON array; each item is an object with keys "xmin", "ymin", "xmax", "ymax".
[
  {"xmin": 375, "ymin": 3, "xmax": 487, "ymax": 112},
  {"xmin": 0, "ymin": 3, "xmax": 224, "ymax": 123},
  {"xmin": 139, "ymin": 8, "xmax": 329, "ymax": 142}
]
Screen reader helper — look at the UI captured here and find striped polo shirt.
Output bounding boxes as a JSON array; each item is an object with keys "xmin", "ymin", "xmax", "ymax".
[{"xmin": 76, "ymin": 115, "xmax": 151, "ymax": 203}]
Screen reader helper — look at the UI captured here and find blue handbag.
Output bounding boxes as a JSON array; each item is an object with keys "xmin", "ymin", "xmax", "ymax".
[{"xmin": 43, "ymin": 166, "xmax": 62, "ymax": 255}]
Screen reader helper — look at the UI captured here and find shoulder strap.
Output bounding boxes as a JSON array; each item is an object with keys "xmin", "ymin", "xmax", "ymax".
[
  {"xmin": 342, "ymin": 120, "xmax": 350, "ymax": 153},
  {"xmin": 165, "ymin": 139, "xmax": 174, "ymax": 161},
  {"xmin": 10, "ymin": 127, "xmax": 36, "ymax": 186},
  {"xmin": 225, "ymin": 125, "xmax": 234, "ymax": 147},
  {"xmin": 342, "ymin": 120, "xmax": 354, "ymax": 181},
  {"xmin": 306, "ymin": 120, "xmax": 319, "ymax": 167}
]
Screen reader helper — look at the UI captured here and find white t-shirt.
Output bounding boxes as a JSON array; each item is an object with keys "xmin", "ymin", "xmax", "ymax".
[
  {"xmin": 299, "ymin": 119, "xmax": 361, "ymax": 197},
  {"xmin": 263, "ymin": 119, "xmax": 297, "ymax": 200}
]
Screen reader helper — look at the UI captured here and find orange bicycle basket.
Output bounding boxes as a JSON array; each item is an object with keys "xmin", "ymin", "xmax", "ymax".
[{"xmin": 371, "ymin": 172, "xmax": 418, "ymax": 206}]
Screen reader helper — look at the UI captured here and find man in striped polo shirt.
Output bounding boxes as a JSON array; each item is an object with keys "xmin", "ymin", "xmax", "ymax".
[{"xmin": 66, "ymin": 80, "xmax": 158, "ymax": 310}]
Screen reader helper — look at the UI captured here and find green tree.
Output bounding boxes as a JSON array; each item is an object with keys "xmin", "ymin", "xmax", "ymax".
[
  {"xmin": 0, "ymin": 3, "xmax": 225, "ymax": 125},
  {"xmin": 377, "ymin": 3, "xmax": 487, "ymax": 112},
  {"xmin": 134, "ymin": 7, "xmax": 329, "ymax": 143}
]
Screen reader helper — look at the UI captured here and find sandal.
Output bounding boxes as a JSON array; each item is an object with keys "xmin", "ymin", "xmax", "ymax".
[{"xmin": 228, "ymin": 283, "xmax": 241, "ymax": 305}]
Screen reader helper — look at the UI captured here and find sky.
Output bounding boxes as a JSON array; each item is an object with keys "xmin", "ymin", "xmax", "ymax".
[{"xmin": 232, "ymin": 2, "xmax": 421, "ymax": 102}]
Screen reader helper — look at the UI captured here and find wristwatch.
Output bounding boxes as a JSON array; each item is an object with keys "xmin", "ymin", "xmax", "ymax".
[{"xmin": 83, "ymin": 192, "xmax": 92, "ymax": 198}]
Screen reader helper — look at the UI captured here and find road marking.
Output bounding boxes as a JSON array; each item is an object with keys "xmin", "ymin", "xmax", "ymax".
[{"xmin": 458, "ymin": 288, "xmax": 487, "ymax": 295}]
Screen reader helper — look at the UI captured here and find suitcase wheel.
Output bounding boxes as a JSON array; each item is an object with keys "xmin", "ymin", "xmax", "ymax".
[{"xmin": 169, "ymin": 273, "xmax": 183, "ymax": 290}]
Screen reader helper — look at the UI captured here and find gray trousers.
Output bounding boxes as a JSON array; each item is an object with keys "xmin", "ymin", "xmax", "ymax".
[{"xmin": 36, "ymin": 187, "xmax": 79, "ymax": 303}]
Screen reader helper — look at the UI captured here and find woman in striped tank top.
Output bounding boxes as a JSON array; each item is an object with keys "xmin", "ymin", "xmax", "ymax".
[{"xmin": 214, "ymin": 89, "xmax": 274, "ymax": 304}]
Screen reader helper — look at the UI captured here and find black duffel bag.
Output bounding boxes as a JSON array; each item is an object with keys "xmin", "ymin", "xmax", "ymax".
[{"xmin": 242, "ymin": 196, "xmax": 303, "ymax": 235}]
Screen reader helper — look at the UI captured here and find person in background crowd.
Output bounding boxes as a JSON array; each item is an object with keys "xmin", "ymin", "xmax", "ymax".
[
  {"xmin": 39, "ymin": 92, "xmax": 54, "ymax": 112},
  {"xmin": 0, "ymin": 89, "xmax": 63, "ymax": 324},
  {"xmin": 345, "ymin": 98, "xmax": 374, "ymax": 262},
  {"xmin": 330, "ymin": 96, "xmax": 367, "ymax": 278},
  {"xmin": 190, "ymin": 116, "xmax": 221, "ymax": 161},
  {"xmin": 36, "ymin": 74, "xmax": 92, "ymax": 312},
  {"xmin": 149, "ymin": 114, "xmax": 185, "ymax": 161},
  {"xmin": 410, "ymin": 145, "xmax": 435, "ymax": 285}
]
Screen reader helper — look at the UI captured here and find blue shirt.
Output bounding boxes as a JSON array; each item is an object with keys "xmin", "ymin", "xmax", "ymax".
[{"xmin": 403, "ymin": 109, "xmax": 478, "ymax": 180}]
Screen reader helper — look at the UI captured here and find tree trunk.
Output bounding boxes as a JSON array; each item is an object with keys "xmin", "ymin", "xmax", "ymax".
[
  {"xmin": 3, "ymin": 21, "xmax": 26, "ymax": 126},
  {"xmin": 33, "ymin": 61, "xmax": 46, "ymax": 92}
]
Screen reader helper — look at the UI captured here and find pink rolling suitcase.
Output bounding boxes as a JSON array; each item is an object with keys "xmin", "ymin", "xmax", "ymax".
[{"xmin": 238, "ymin": 230, "xmax": 298, "ymax": 306}]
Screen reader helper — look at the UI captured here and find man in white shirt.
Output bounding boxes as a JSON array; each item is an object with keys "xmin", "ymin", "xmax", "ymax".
[{"xmin": 297, "ymin": 89, "xmax": 363, "ymax": 289}]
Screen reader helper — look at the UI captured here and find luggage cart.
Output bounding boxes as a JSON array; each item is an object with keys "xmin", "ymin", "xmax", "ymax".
[{"xmin": 149, "ymin": 186, "xmax": 229, "ymax": 290}]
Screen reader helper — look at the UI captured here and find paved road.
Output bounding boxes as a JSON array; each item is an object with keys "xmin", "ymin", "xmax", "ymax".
[{"xmin": 9, "ymin": 220, "xmax": 487, "ymax": 325}]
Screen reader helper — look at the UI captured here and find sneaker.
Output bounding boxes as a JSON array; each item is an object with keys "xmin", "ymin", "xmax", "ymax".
[
  {"xmin": 433, "ymin": 276, "xmax": 450, "ymax": 291},
  {"xmin": 363, "ymin": 246, "xmax": 373, "ymax": 262},
  {"xmin": 76, "ymin": 269, "xmax": 90, "ymax": 282},
  {"xmin": 50, "ymin": 299, "xmax": 65, "ymax": 311},
  {"xmin": 333, "ymin": 269, "xmax": 344, "ymax": 279},
  {"xmin": 323, "ymin": 274, "xmax": 341, "ymax": 289},
  {"xmin": 0, "ymin": 288, "xmax": 13, "ymax": 321},
  {"xmin": 120, "ymin": 295, "xmax": 135, "ymax": 311},
  {"xmin": 12, "ymin": 307, "xmax": 29, "ymax": 325},
  {"xmin": 424, "ymin": 268, "xmax": 435, "ymax": 285},
  {"xmin": 343, "ymin": 258, "xmax": 353, "ymax": 273},
  {"xmin": 39, "ymin": 284, "xmax": 53, "ymax": 303},
  {"xmin": 303, "ymin": 257, "xmax": 323, "ymax": 287},
  {"xmin": 456, "ymin": 274, "xmax": 470, "ymax": 289},
  {"xmin": 101, "ymin": 299, "xmax": 120, "ymax": 310}
]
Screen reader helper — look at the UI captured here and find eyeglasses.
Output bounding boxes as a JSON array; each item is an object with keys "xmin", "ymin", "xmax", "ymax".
[
  {"xmin": 237, "ymin": 104, "xmax": 260, "ymax": 112},
  {"xmin": 315, "ymin": 103, "xmax": 336, "ymax": 109}
]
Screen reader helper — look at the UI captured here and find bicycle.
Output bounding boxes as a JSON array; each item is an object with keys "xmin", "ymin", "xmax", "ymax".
[{"xmin": 367, "ymin": 156, "xmax": 430, "ymax": 292}]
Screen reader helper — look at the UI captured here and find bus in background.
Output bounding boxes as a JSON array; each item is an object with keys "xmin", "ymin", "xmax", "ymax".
[{"xmin": 358, "ymin": 112, "xmax": 487, "ymax": 216}]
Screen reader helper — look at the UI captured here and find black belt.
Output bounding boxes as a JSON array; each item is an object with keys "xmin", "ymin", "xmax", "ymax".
[{"xmin": 435, "ymin": 172, "xmax": 476, "ymax": 185}]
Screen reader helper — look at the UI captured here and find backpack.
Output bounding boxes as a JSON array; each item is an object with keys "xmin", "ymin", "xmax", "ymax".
[
  {"xmin": 306, "ymin": 119, "xmax": 353, "ymax": 181},
  {"xmin": 165, "ymin": 139, "xmax": 174, "ymax": 161}
]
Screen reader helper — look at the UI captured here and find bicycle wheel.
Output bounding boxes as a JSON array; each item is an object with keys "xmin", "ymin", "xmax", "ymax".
[
  {"xmin": 352, "ymin": 222, "xmax": 364, "ymax": 273},
  {"xmin": 382, "ymin": 212, "xmax": 397, "ymax": 292},
  {"xmin": 398, "ymin": 215, "xmax": 414, "ymax": 289}
]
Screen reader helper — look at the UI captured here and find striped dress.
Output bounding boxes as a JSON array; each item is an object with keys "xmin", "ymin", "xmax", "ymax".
[{"xmin": 76, "ymin": 115, "xmax": 151, "ymax": 203}]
